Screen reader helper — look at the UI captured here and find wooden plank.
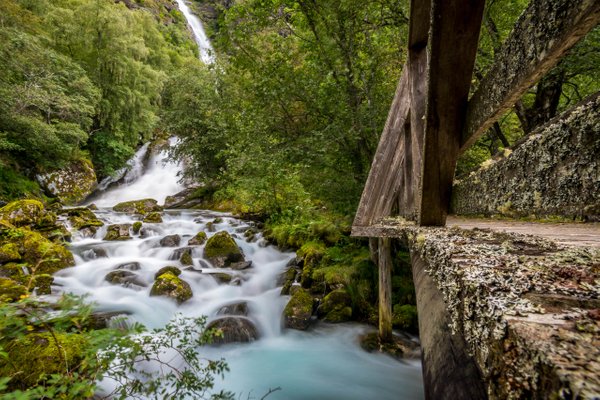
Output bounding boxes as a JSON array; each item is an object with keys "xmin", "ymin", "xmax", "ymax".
[
  {"xmin": 461, "ymin": 0, "xmax": 600, "ymax": 152},
  {"xmin": 352, "ymin": 67, "xmax": 411, "ymax": 228},
  {"xmin": 378, "ymin": 237, "xmax": 393, "ymax": 343},
  {"xmin": 417, "ymin": 0, "xmax": 485, "ymax": 226}
]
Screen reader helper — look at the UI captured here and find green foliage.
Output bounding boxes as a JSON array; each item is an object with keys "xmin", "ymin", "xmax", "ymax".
[{"xmin": 0, "ymin": 295, "xmax": 234, "ymax": 399}]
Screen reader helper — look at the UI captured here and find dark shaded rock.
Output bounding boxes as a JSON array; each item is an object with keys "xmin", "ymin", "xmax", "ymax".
[
  {"xmin": 104, "ymin": 270, "xmax": 146, "ymax": 288},
  {"xmin": 180, "ymin": 250, "xmax": 193, "ymax": 266},
  {"xmin": 216, "ymin": 302, "xmax": 249, "ymax": 316},
  {"xmin": 229, "ymin": 261, "xmax": 252, "ymax": 270},
  {"xmin": 139, "ymin": 226, "xmax": 158, "ymax": 238},
  {"xmin": 213, "ymin": 217, "xmax": 223, "ymax": 224},
  {"xmin": 208, "ymin": 272, "xmax": 233, "ymax": 284},
  {"xmin": 150, "ymin": 272, "xmax": 192, "ymax": 303},
  {"xmin": 103, "ymin": 224, "xmax": 132, "ymax": 241},
  {"xmin": 160, "ymin": 234, "xmax": 181, "ymax": 247},
  {"xmin": 116, "ymin": 262, "xmax": 141, "ymax": 271},
  {"xmin": 132, "ymin": 221, "xmax": 142, "ymax": 234},
  {"xmin": 283, "ymin": 288, "xmax": 313, "ymax": 330},
  {"xmin": 317, "ymin": 289, "xmax": 352, "ymax": 323},
  {"xmin": 188, "ymin": 231, "xmax": 207, "ymax": 245},
  {"xmin": 86, "ymin": 311, "xmax": 131, "ymax": 330},
  {"xmin": 359, "ymin": 332, "xmax": 420, "ymax": 360},
  {"xmin": 33, "ymin": 274, "xmax": 53, "ymax": 295},
  {"xmin": 154, "ymin": 266, "xmax": 181, "ymax": 279},
  {"xmin": 203, "ymin": 231, "xmax": 244, "ymax": 268},
  {"xmin": 62, "ymin": 208, "xmax": 104, "ymax": 231},
  {"xmin": 113, "ymin": 199, "xmax": 162, "ymax": 215},
  {"xmin": 81, "ymin": 247, "xmax": 108, "ymax": 260},
  {"xmin": 278, "ymin": 267, "xmax": 298, "ymax": 295},
  {"xmin": 207, "ymin": 317, "xmax": 259, "ymax": 345},
  {"xmin": 143, "ymin": 212, "xmax": 163, "ymax": 223}
]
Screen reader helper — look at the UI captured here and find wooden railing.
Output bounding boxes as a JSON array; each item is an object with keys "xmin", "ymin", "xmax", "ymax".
[{"xmin": 352, "ymin": 0, "xmax": 600, "ymax": 234}]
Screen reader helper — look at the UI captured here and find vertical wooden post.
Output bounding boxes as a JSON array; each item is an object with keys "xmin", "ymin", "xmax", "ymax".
[{"xmin": 378, "ymin": 237, "xmax": 393, "ymax": 343}]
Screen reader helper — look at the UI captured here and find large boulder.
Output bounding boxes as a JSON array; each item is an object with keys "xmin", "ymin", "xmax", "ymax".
[
  {"xmin": 36, "ymin": 159, "xmax": 97, "ymax": 205},
  {"xmin": 203, "ymin": 231, "xmax": 244, "ymax": 268},
  {"xmin": 160, "ymin": 234, "xmax": 181, "ymax": 247},
  {"xmin": 150, "ymin": 272, "xmax": 193, "ymax": 304},
  {"xmin": 283, "ymin": 288, "xmax": 313, "ymax": 330},
  {"xmin": 316, "ymin": 289, "xmax": 352, "ymax": 323},
  {"xmin": 0, "ymin": 200, "xmax": 50, "ymax": 228},
  {"xmin": 206, "ymin": 317, "xmax": 259, "ymax": 345},
  {"xmin": 103, "ymin": 224, "xmax": 132, "ymax": 241},
  {"xmin": 113, "ymin": 199, "xmax": 162, "ymax": 215}
]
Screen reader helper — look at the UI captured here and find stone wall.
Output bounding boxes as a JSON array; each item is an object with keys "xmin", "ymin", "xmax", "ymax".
[{"xmin": 452, "ymin": 93, "xmax": 600, "ymax": 221}]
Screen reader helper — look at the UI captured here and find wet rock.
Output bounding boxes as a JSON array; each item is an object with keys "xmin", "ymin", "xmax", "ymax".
[
  {"xmin": 283, "ymin": 288, "xmax": 313, "ymax": 330},
  {"xmin": 132, "ymin": 221, "xmax": 142, "ymax": 234},
  {"xmin": 180, "ymin": 249, "xmax": 193, "ymax": 266},
  {"xmin": 150, "ymin": 272, "xmax": 192, "ymax": 303},
  {"xmin": 104, "ymin": 270, "xmax": 146, "ymax": 288},
  {"xmin": 36, "ymin": 159, "xmax": 97, "ymax": 205},
  {"xmin": 81, "ymin": 247, "xmax": 108, "ymax": 260},
  {"xmin": 359, "ymin": 332, "xmax": 420, "ymax": 359},
  {"xmin": 203, "ymin": 231, "xmax": 244, "ymax": 268},
  {"xmin": 139, "ymin": 226, "xmax": 158, "ymax": 238},
  {"xmin": 206, "ymin": 317, "xmax": 259, "ymax": 345},
  {"xmin": 113, "ymin": 199, "xmax": 162, "ymax": 215},
  {"xmin": 163, "ymin": 187, "xmax": 202, "ymax": 209},
  {"xmin": 86, "ymin": 311, "xmax": 131, "ymax": 330},
  {"xmin": 213, "ymin": 217, "xmax": 223, "ymax": 224},
  {"xmin": 317, "ymin": 289, "xmax": 352, "ymax": 323},
  {"xmin": 103, "ymin": 224, "xmax": 132, "ymax": 241},
  {"xmin": 61, "ymin": 208, "xmax": 104, "ymax": 231},
  {"xmin": 216, "ymin": 302, "xmax": 249, "ymax": 316},
  {"xmin": 79, "ymin": 227, "xmax": 96, "ymax": 238},
  {"xmin": 278, "ymin": 267, "xmax": 298, "ymax": 295},
  {"xmin": 154, "ymin": 266, "xmax": 181, "ymax": 279},
  {"xmin": 0, "ymin": 200, "xmax": 47, "ymax": 228},
  {"xmin": 160, "ymin": 234, "xmax": 181, "ymax": 247},
  {"xmin": 205, "ymin": 221, "xmax": 216, "ymax": 232},
  {"xmin": 229, "ymin": 261, "xmax": 252, "ymax": 270},
  {"xmin": 143, "ymin": 212, "xmax": 163, "ymax": 223},
  {"xmin": 33, "ymin": 274, "xmax": 53, "ymax": 295},
  {"xmin": 188, "ymin": 231, "xmax": 207, "ymax": 245},
  {"xmin": 243, "ymin": 228, "xmax": 258, "ymax": 242},
  {"xmin": 116, "ymin": 262, "xmax": 141, "ymax": 271},
  {"xmin": 0, "ymin": 243, "xmax": 20, "ymax": 264},
  {"xmin": 207, "ymin": 272, "xmax": 233, "ymax": 284}
]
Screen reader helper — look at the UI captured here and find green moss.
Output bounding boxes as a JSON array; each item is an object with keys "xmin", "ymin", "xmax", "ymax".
[
  {"xmin": 180, "ymin": 249, "xmax": 193, "ymax": 266},
  {"xmin": 0, "ymin": 332, "xmax": 87, "ymax": 389},
  {"xmin": 33, "ymin": 274, "xmax": 54, "ymax": 295},
  {"xmin": 132, "ymin": 221, "xmax": 143, "ymax": 234},
  {"xmin": 204, "ymin": 231, "xmax": 242, "ymax": 259},
  {"xmin": 188, "ymin": 231, "xmax": 207, "ymax": 245},
  {"xmin": 392, "ymin": 304, "xmax": 418, "ymax": 332},
  {"xmin": 103, "ymin": 224, "xmax": 132, "ymax": 241},
  {"xmin": 150, "ymin": 272, "xmax": 193, "ymax": 303},
  {"xmin": 0, "ymin": 242, "xmax": 20, "ymax": 263},
  {"xmin": 297, "ymin": 241, "xmax": 325, "ymax": 288},
  {"xmin": 64, "ymin": 208, "xmax": 104, "ymax": 230},
  {"xmin": 318, "ymin": 289, "xmax": 352, "ymax": 322},
  {"xmin": 113, "ymin": 198, "xmax": 162, "ymax": 215},
  {"xmin": 283, "ymin": 287, "xmax": 313, "ymax": 330},
  {"xmin": 0, "ymin": 278, "xmax": 27, "ymax": 302},
  {"xmin": 143, "ymin": 212, "xmax": 163, "ymax": 223},
  {"xmin": 0, "ymin": 200, "xmax": 44, "ymax": 227},
  {"xmin": 155, "ymin": 266, "xmax": 181, "ymax": 279}
]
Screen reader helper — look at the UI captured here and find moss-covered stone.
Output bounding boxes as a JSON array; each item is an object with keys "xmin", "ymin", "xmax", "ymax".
[
  {"xmin": 359, "ymin": 332, "xmax": 420, "ymax": 360},
  {"xmin": 0, "ymin": 199, "xmax": 45, "ymax": 227},
  {"xmin": 0, "ymin": 242, "xmax": 20, "ymax": 263},
  {"xmin": 113, "ymin": 198, "xmax": 162, "ymax": 215},
  {"xmin": 297, "ymin": 241, "xmax": 325, "ymax": 288},
  {"xmin": 392, "ymin": 304, "xmax": 418, "ymax": 332},
  {"xmin": 36, "ymin": 158, "xmax": 97, "ymax": 205},
  {"xmin": 143, "ymin": 212, "xmax": 163, "ymax": 223},
  {"xmin": 104, "ymin": 270, "xmax": 145, "ymax": 288},
  {"xmin": 317, "ymin": 289, "xmax": 352, "ymax": 323},
  {"xmin": 203, "ymin": 231, "xmax": 244, "ymax": 268},
  {"xmin": 150, "ymin": 272, "xmax": 193, "ymax": 304},
  {"xmin": 0, "ymin": 277, "xmax": 27, "ymax": 302},
  {"xmin": 103, "ymin": 224, "xmax": 132, "ymax": 241},
  {"xmin": 0, "ymin": 332, "xmax": 88, "ymax": 388},
  {"xmin": 206, "ymin": 317, "xmax": 258, "ymax": 345},
  {"xmin": 62, "ymin": 208, "xmax": 104, "ymax": 231},
  {"xmin": 33, "ymin": 274, "xmax": 54, "ymax": 295},
  {"xmin": 132, "ymin": 221, "xmax": 142, "ymax": 234},
  {"xmin": 180, "ymin": 249, "xmax": 193, "ymax": 266},
  {"xmin": 188, "ymin": 231, "xmax": 207, "ymax": 245},
  {"xmin": 283, "ymin": 287, "xmax": 313, "ymax": 330},
  {"xmin": 155, "ymin": 266, "xmax": 181, "ymax": 279}
]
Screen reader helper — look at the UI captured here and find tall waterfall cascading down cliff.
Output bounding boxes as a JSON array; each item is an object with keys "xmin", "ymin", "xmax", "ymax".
[
  {"xmin": 174, "ymin": 0, "xmax": 215, "ymax": 64},
  {"xmin": 52, "ymin": 2, "xmax": 424, "ymax": 398}
]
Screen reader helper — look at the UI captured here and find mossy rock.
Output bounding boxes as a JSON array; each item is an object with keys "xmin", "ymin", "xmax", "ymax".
[
  {"xmin": 0, "ymin": 242, "xmax": 20, "ymax": 263},
  {"xmin": 105, "ymin": 270, "xmax": 146, "ymax": 288},
  {"xmin": 63, "ymin": 207, "xmax": 104, "ymax": 231},
  {"xmin": 132, "ymin": 221, "xmax": 142, "ymax": 234},
  {"xmin": 0, "ymin": 199, "xmax": 45, "ymax": 227},
  {"xmin": 33, "ymin": 274, "xmax": 54, "ymax": 295},
  {"xmin": 113, "ymin": 198, "xmax": 162, "ymax": 215},
  {"xmin": 297, "ymin": 241, "xmax": 325, "ymax": 288},
  {"xmin": 317, "ymin": 289, "xmax": 353, "ymax": 323},
  {"xmin": 208, "ymin": 272, "xmax": 233, "ymax": 284},
  {"xmin": 36, "ymin": 158, "xmax": 98, "ymax": 205},
  {"xmin": 103, "ymin": 224, "xmax": 132, "ymax": 241},
  {"xmin": 0, "ymin": 277, "xmax": 27, "ymax": 302},
  {"xmin": 392, "ymin": 304, "xmax": 419, "ymax": 332},
  {"xmin": 150, "ymin": 272, "xmax": 193, "ymax": 304},
  {"xmin": 359, "ymin": 332, "xmax": 420, "ymax": 359},
  {"xmin": 143, "ymin": 212, "xmax": 163, "ymax": 223},
  {"xmin": 279, "ymin": 268, "xmax": 298, "ymax": 295},
  {"xmin": 155, "ymin": 266, "xmax": 182, "ymax": 279},
  {"xmin": 206, "ymin": 317, "xmax": 258, "ymax": 345},
  {"xmin": 180, "ymin": 249, "xmax": 194, "ymax": 266},
  {"xmin": 188, "ymin": 231, "xmax": 207, "ymax": 245},
  {"xmin": 0, "ymin": 332, "xmax": 88, "ymax": 388},
  {"xmin": 38, "ymin": 224, "xmax": 72, "ymax": 243},
  {"xmin": 283, "ymin": 287, "xmax": 313, "ymax": 330},
  {"xmin": 203, "ymin": 231, "xmax": 244, "ymax": 268}
]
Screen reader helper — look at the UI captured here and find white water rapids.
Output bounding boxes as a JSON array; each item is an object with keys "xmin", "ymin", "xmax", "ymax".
[{"xmin": 175, "ymin": 0, "xmax": 215, "ymax": 64}]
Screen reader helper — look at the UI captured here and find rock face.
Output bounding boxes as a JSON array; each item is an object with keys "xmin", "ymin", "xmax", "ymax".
[
  {"xmin": 206, "ymin": 317, "xmax": 259, "ymax": 345},
  {"xmin": 150, "ymin": 271, "xmax": 192, "ymax": 303},
  {"xmin": 203, "ymin": 231, "xmax": 244, "ymax": 268},
  {"xmin": 113, "ymin": 199, "xmax": 162, "ymax": 215},
  {"xmin": 283, "ymin": 288, "xmax": 313, "ymax": 330},
  {"xmin": 36, "ymin": 159, "xmax": 98, "ymax": 205},
  {"xmin": 452, "ymin": 94, "xmax": 600, "ymax": 221},
  {"xmin": 103, "ymin": 224, "xmax": 132, "ymax": 241},
  {"xmin": 0, "ymin": 200, "xmax": 49, "ymax": 228},
  {"xmin": 316, "ymin": 289, "xmax": 352, "ymax": 323}
]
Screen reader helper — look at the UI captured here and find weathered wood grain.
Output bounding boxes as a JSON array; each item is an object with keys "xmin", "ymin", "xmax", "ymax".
[
  {"xmin": 461, "ymin": 0, "xmax": 600, "ymax": 152},
  {"xmin": 378, "ymin": 237, "xmax": 393, "ymax": 342}
]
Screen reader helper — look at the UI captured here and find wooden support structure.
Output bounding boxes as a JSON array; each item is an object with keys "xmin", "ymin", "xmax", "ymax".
[
  {"xmin": 378, "ymin": 237, "xmax": 393, "ymax": 343},
  {"xmin": 461, "ymin": 0, "xmax": 600, "ymax": 152}
]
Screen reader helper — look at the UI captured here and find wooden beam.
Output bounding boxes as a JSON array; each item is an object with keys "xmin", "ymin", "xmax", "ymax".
[
  {"xmin": 417, "ymin": 0, "xmax": 485, "ymax": 226},
  {"xmin": 378, "ymin": 237, "xmax": 393, "ymax": 343},
  {"xmin": 352, "ymin": 67, "xmax": 411, "ymax": 229},
  {"xmin": 461, "ymin": 0, "xmax": 600, "ymax": 152}
]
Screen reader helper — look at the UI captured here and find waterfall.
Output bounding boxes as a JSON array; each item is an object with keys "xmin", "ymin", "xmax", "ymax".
[{"xmin": 174, "ymin": 0, "xmax": 215, "ymax": 64}]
